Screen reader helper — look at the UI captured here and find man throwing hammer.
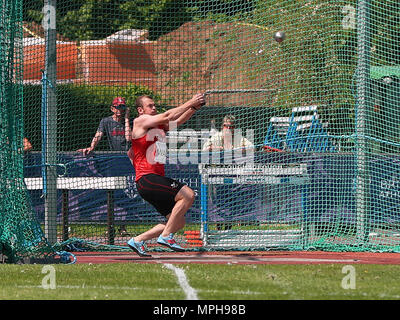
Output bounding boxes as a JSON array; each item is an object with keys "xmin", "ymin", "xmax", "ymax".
[{"xmin": 127, "ymin": 93, "xmax": 205, "ymax": 257}]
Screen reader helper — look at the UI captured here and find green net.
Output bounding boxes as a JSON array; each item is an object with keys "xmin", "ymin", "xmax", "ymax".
[
  {"xmin": 5, "ymin": 0, "xmax": 400, "ymax": 258},
  {"xmin": 0, "ymin": 0, "xmax": 55, "ymax": 263}
]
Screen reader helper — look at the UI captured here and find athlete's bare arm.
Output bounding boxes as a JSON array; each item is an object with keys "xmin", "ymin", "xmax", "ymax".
[
  {"xmin": 143, "ymin": 94, "xmax": 203, "ymax": 128},
  {"xmin": 133, "ymin": 93, "xmax": 205, "ymax": 138}
]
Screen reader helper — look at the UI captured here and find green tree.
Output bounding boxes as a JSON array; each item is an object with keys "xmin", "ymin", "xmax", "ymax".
[{"xmin": 24, "ymin": 0, "xmax": 254, "ymax": 41}]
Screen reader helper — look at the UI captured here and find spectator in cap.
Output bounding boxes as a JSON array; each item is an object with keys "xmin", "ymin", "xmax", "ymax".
[
  {"xmin": 23, "ymin": 137, "xmax": 33, "ymax": 153},
  {"xmin": 77, "ymin": 97, "xmax": 132, "ymax": 155},
  {"xmin": 77, "ymin": 97, "xmax": 133, "ymax": 236}
]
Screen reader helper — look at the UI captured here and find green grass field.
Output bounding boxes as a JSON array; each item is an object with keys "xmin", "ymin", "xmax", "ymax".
[{"xmin": 1, "ymin": 263, "xmax": 400, "ymax": 300}]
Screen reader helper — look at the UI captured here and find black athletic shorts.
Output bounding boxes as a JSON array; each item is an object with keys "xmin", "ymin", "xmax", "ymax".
[{"xmin": 136, "ymin": 174, "xmax": 186, "ymax": 217}]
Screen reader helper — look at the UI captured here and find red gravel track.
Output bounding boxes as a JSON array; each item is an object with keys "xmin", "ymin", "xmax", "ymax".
[{"xmin": 72, "ymin": 250, "xmax": 400, "ymax": 265}]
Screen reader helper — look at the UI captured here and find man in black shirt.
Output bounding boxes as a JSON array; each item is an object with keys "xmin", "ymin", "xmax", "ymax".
[
  {"xmin": 77, "ymin": 97, "xmax": 132, "ymax": 236},
  {"xmin": 77, "ymin": 97, "xmax": 132, "ymax": 154}
]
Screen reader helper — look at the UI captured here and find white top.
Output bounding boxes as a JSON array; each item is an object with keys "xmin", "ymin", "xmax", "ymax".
[{"xmin": 202, "ymin": 131, "xmax": 253, "ymax": 151}]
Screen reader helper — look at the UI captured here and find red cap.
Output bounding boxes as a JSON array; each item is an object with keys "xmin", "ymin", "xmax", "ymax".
[{"xmin": 112, "ymin": 97, "xmax": 126, "ymax": 106}]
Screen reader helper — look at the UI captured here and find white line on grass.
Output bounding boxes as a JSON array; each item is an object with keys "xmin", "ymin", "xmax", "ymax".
[
  {"xmin": 163, "ymin": 263, "xmax": 198, "ymax": 300},
  {"xmin": 15, "ymin": 285, "xmax": 264, "ymax": 296},
  {"xmin": 17, "ymin": 284, "xmax": 400, "ymax": 299}
]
